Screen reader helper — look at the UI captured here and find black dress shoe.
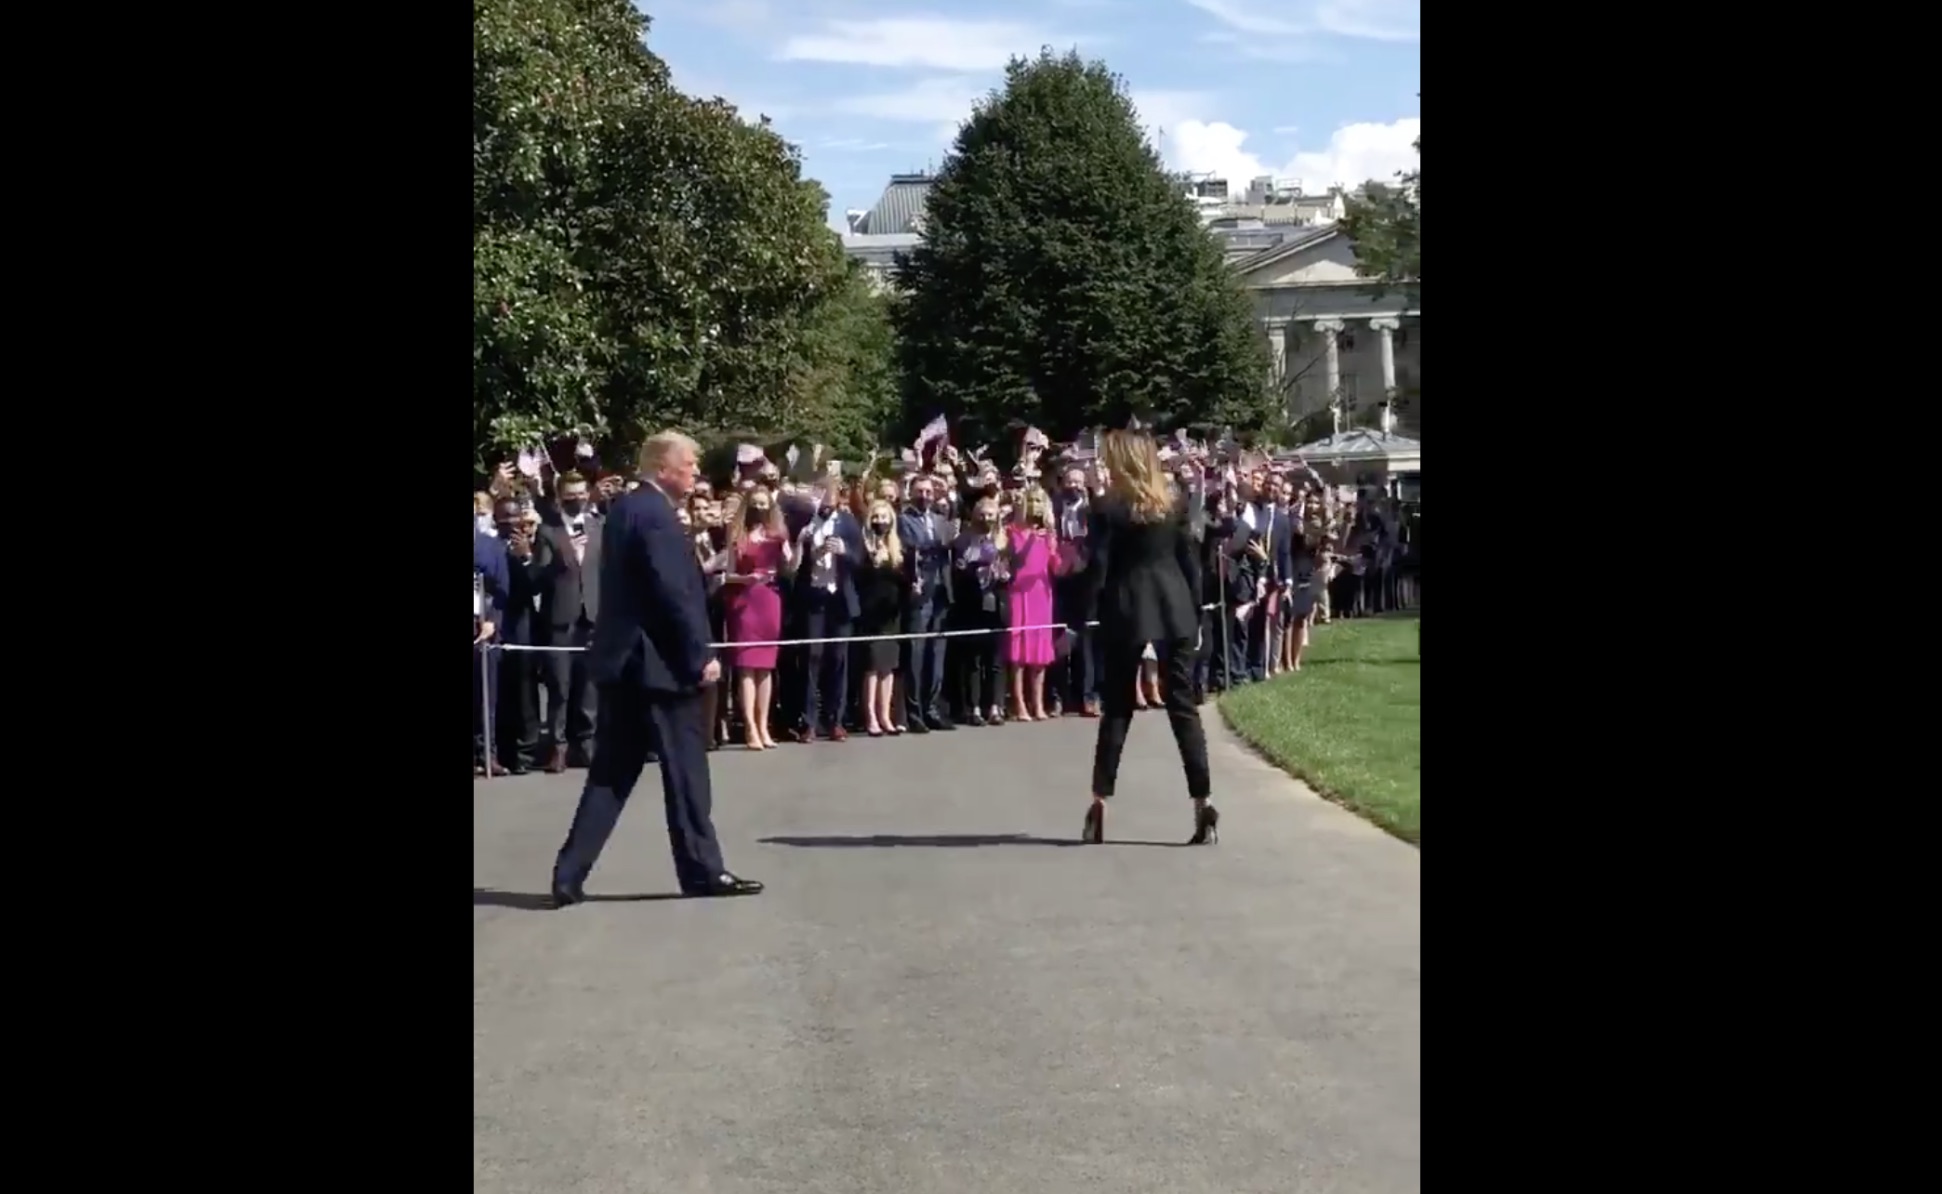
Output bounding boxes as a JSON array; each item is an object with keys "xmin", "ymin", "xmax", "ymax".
[
  {"xmin": 905, "ymin": 720, "xmax": 931, "ymax": 734},
  {"xmin": 551, "ymin": 883, "xmax": 586, "ymax": 908},
  {"xmin": 685, "ymin": 872, "xmax": 764, "ymax": 898},
  {"xmin": 924, "ymin": 716, "xmax": 956, "ymax": 731}
]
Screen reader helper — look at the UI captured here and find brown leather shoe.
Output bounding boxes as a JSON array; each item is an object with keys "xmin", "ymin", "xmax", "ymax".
[
  {"xmin": 545, "ymin": 745, "xmax": 568, "ymax": 774},
  {"xmin": 1082, "ymin": 701, "xmax": 1101, "ymax": 718},
  {"xmin": 828, "ymin": 726, "xmax": 848, "ymax": 742},
  {"xmin": 790, "ymin": 728, "xmax": 817, "ymax": 744}
]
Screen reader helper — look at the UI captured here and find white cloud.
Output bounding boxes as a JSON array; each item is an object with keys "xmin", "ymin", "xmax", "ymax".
[
  {"xmin": 1183, "ymin": 0, "xmax": 1306, "ymax": 36},
  {"xmin": 1314, "ymin": 1, "xmax": 1420, "ymax": 41},
  {"xmin": 832, "ymin": 76, "xmax": 990, "ymax": 126},
  {"xmin": 821, "ymin": 137, "xmax": 893, "ymax": 152},
  {"xmin": 778, "ymin": 18, "xmax": 1055, "ymax": 71},
  {"xmin": 1182, "ymin": 0, "xmax": 1417, "ymax": 58},
  {"xmin": 1134, "ymin": 90, "xmax": 1418, "ymax": 192}
]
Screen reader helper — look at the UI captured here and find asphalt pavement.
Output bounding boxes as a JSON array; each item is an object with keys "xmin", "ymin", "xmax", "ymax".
[{"xmin": 474, "ymin": 705, "xmax": 1420, "ymax": 1194}]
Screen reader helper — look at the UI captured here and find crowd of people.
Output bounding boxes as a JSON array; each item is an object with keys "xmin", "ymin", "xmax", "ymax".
[{"xmin": 471, "ymin": 435, "xmax": 1419, "ymax": 776}]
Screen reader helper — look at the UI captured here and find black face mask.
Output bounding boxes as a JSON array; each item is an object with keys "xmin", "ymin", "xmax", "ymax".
[
  {"xmin": 561, "ymin": 498, "xmax": 585, "ymax": 516},
  {"xmin": 870, "ymin": 521, "xmax": 891, "ymax": 533},
  {"xmin": 746, "ymin": 510, "xmax": 769, "ymax": 527}
]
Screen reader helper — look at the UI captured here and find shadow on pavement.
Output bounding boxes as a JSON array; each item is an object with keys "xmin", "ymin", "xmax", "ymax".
[
  {"xmin": 473, "ymin": 887, "xmax": 690, "ymax": 910},
  {"xmin": 759, "ymin": 834, "xmax": 1185, "ymax": 849}
]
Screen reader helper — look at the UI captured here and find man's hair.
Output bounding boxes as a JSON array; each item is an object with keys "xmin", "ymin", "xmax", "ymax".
[
  {"xmin": 557, "ymin": 469, "xmax": 588, "ymax": 489},
  {"xmin": 637, "ymin": 430, "xmax": 699, "ymax": 478}
]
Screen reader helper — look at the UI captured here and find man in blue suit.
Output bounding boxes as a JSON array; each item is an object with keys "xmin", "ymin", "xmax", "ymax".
[
  {"xmin": 790, "ymin": 477, "xmax": 866, "ymax": 742},
  {"xmin": 551, "ymin": 430, "xmax": 763, "ymax": 903},
  {"xmin": 898, "ymin": 474, "xmax": 957, "ymax": 732},
  {"xmin": 474, "ymin": 522, "xmax": 510, "ymax": 776}
]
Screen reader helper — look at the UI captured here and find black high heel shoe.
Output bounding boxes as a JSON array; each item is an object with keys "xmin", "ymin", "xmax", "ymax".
[
  {"xmin": 1082, "ymin": 801, "xmax": 1106, "ymax": 844},
  {"xmin": 1187, "ymin": 803, "xmax": 1220, "ymax": 845}
]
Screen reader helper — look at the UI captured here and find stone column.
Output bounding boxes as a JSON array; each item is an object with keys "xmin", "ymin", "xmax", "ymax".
[
  {"xmin": 1266, "ymin": 324, "xmax": 1287, "ymax": 382},
  {"xmin": 1370, "ymin": 317, "xmax": 1400, "ymax": 395},
  {"xmin": 1314, "ymin": 318, "xmax": 1344, "ymax": 406}
]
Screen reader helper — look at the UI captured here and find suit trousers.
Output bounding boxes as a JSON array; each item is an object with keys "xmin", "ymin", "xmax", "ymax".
[
  {"xmin": 472, "ymin": 642, "xmax": 500, "ymax": 763},
  {"xmin": 497, "ymin": 643, "xmax": 542, "ymax": 765},
  {"xmin": 798, "ymin": 590, "xmax": 852, "ymax": 734},
  {"xmin": 902, "ymin": 588, "xmax": 949, "ymax": 723},
  {"xmin": 544, "ymin": 620, "xmax": 599, "ymax": 746},
  {"xmin": 1090, "ymin": 633, "xmax": 1211, "ymax": 801},
  {"xmin": 553, "ymin": 685, "xmax": 725, "ymax": 892}
]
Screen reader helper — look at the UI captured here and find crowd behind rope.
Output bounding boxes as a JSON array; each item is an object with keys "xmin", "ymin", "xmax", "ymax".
[{"xmin": 470, "ymin": 439, "xmax": 1419, "ymax": 776}]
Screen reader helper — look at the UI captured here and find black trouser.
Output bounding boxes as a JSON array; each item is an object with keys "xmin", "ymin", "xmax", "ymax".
[
  {"xmin": 902, "ymin": 587, "xmax": 949, "ymax": 724},
  {"xmin": 798, "ymin": 591, "xmax": 851, "ymax": 735},
  {"xmin": 957, "ymin": 608, "xmax": 1003, "ymax": 714},
  {"xmin": 1091, "ymin": 633, "xmax": 1210, "ymax": 800},
  {"xmin": 1192, "ymin": 608, "xmax": 1215, "ymax": 697},
  {"xmin": 553, "ymin": 685, "xmax": 724, "ymax": 893},
  {"xmin": 497, "ymin": 641, "xmax": 542, "ymax": 766},
  {"xmin": 1054, "ymin": 577, "xmax": 1095, "ymax": 709},
  {"xmin": 472, "ymin": 642, "xmax": 499, "ymax": 765},
  {"xmin": 543, "ymin": 621, "xmax": 598, "ymax": 748}
]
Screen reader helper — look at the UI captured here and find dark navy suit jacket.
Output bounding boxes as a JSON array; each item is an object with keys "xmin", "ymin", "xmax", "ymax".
[
  {"xmin": 791, "ymin": 507, "xmax": 866, "ymax": 623},
  {"xmin": 474, "ymin": 529, "xmax": 509, "ymax": 622},
  {"xmin": 583, "ymin": 486, "xmax": 713, "ymax": 695},
  {"xmin": 897, "ymin": 505, "xmax": 955, "ymax": 604}
]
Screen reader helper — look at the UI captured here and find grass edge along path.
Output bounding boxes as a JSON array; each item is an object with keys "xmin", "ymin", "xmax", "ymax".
[{"xmin": 1217, "ymin": 614, "xmax": 1421, "ymax": 845}]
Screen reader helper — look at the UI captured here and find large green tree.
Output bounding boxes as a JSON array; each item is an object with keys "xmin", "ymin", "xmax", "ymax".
[
  {"xmin": 1339, "ymin": 131, "xmax": 1420, "ymax": 300},
  {"xmin": 473, "ymin": 0, "xmax": 851, "ymax": 468},
  {"xmin": 892, "ymin": 49, "xmax": 1272, "ymax": 442}
]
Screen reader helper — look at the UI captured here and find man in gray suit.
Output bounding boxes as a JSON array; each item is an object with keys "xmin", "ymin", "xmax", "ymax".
[{"xmin": 533, "ymin": 470, "xmax": 603, "ymax": 771}]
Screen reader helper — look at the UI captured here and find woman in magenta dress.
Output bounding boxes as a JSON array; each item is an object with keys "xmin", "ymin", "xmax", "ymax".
[
  {"xmin": 721, "ymin": 489, "xmax": 795, "ymax": 750},
  {"xmin": 1003, "ymin": 487, "xmax": 1059, "ymax": 721}
]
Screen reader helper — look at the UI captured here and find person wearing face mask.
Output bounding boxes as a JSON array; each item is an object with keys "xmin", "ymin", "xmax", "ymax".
[
  {"xmin": 531, "ymin": 471, "xmax": 606, "ymax": 772},
  {"xmin": 787, "ymin": 479, "xmax": 865, "ymax": 743},
  {"xmin": 949, "ymin": 496, "xmax": 1008, "ymax": 725},
  {"xmin": 719, "ymin": 488, "xmax": 795, "ymax": 751},
  {"xmin": 1052, "ymin": 465, "xmax": 1098, "ymax": 718},
  {"xmin": 853, "ymin": 500, "xmax": 906, "ymax": 736},
  {"xmin": 474, "ymin": 506, "xmax": 510, "ymax": 777},
  {"xmin": 897, "ymin": 475, "xmax": 956, "ymax": 732},
  {"xmin": 492, "ymin": 499, "xmax": 543, "ymax": 774}
]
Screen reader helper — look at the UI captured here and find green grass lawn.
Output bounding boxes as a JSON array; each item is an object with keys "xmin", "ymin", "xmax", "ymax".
[{"xmin": 1219, "ymin": 614, "xmax": 1421, "ymax": 844}]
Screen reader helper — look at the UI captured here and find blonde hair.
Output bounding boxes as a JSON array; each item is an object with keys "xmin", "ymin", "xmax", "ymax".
[
  {"xmin": 728, "ymin": 488, "xmax": 783, "ymax": 550},
  {"xmin": 637, "ymin": 429, "xmax": 700, "ymax": 480},
  {"xmin": 1100, "ymin": 429, "xmax": 1173, "ymax": 523},
  {"xmin": 865, "ymin": 499, "xmax": 904, "ymax": 569},
  {"xmin": 1018, "ymin": 487, "xmax": 1053, "ymax": 530}
]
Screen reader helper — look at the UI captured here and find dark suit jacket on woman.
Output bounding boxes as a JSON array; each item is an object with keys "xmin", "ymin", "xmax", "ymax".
[{"xmin": 1081, "ymin": 494, "xmax": 1202, "ymax": 646}]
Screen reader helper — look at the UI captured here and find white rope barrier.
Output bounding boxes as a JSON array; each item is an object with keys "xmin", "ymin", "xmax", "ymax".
[{"xmin": 491, "ymin": 605, "xmax": 1223, "ymax": 654}]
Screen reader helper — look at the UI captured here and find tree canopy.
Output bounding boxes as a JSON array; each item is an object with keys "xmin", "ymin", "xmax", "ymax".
[
  {"xmin": 473, "ymin": 0, "xmax": 879, "ymax": 469},
  {"xmin": 891, "ymin": 49, "xmax": 1273, "ymax": 443},
  {"xmin": 1339, "ymin": 131, "xmax": 1420, "ymax": 300}
]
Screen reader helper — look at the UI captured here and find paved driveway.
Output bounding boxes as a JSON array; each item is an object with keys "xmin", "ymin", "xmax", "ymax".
[{"xmin": 475, "ymin": 707, "xmax": 1420, "ymax": 1194}]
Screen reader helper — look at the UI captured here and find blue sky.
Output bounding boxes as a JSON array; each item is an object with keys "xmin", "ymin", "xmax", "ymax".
[{"xmin": 637, "ymin": 1, "xmax": 1420, "ymax": 229}]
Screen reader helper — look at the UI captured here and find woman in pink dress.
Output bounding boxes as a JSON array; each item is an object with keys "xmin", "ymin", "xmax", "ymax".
[
  {"xmin": 720, "ymin": 489, "xmax": 796, "ymax": 750},
  {"xmin": 1003, "ymin": 488, "xmax": 1059, "ymax": 721}
]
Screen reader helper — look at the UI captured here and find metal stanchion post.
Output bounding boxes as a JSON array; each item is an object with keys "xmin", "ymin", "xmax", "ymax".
[
  {"xmin": 480, "ymin": 643, "xmax": 495, "ymax": 780},
  {"xmin": 1217, "ymin": 555, "xmax": 1229, "ymax": 696}
]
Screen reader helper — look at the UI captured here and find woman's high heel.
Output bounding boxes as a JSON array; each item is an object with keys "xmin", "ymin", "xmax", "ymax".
[
  {"xmin": 1187, "ymin": 803, "xmax": 1220, "ymax": 845},
  {"xmin": 1082, "ymin": 801, "xmax": 1106, "ymax": 844}
]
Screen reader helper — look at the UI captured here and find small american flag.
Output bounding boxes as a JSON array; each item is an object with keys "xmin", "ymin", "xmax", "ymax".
[{"xmin": 913, "ymin": 414, "xmax": 948, "ymax": 451}]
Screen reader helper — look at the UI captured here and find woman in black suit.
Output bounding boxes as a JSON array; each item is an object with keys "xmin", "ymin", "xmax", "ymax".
[{"xmin": 1078, "ymin": 429, "xmax": 1217, "ymax": 845}]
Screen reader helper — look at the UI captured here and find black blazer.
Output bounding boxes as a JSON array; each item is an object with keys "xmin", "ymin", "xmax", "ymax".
[
  {"xmin": 583, "ymin": 486, "xmax": 713, "ymax": 695},
  {"xmin": 1081, "ymin": 494, "xmax": 1202, "ymax": 645},
  {"xmin": 532, "ymin": 517, "xmax": 603, "ymax": 629}
]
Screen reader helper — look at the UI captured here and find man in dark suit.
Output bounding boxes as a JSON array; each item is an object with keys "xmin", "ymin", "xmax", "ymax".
[
  {"xmin": 493, "ymin": 501, "xmax": 543, "ymax": 774},
  {"xmin": 551, "ymin": 431, "xmax": 762, "ymax": 904},
  {"xmin": 790, "ymin": 478, "xmax": 865, "ymax": 742},
  {"xmin": 897, "ymin": 474, "xmax": 956, "ymax": 732},
  {"xmin": 1051, "ymin": 464, "xmax": 1098, "ymax": 717},
  {"xmin": 532, "ymin": 470, "xmax": 604, "ymax": 771},
  {"xmin": 473, "ymin": 522, "xmax": 510, "ymax": 777}
]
